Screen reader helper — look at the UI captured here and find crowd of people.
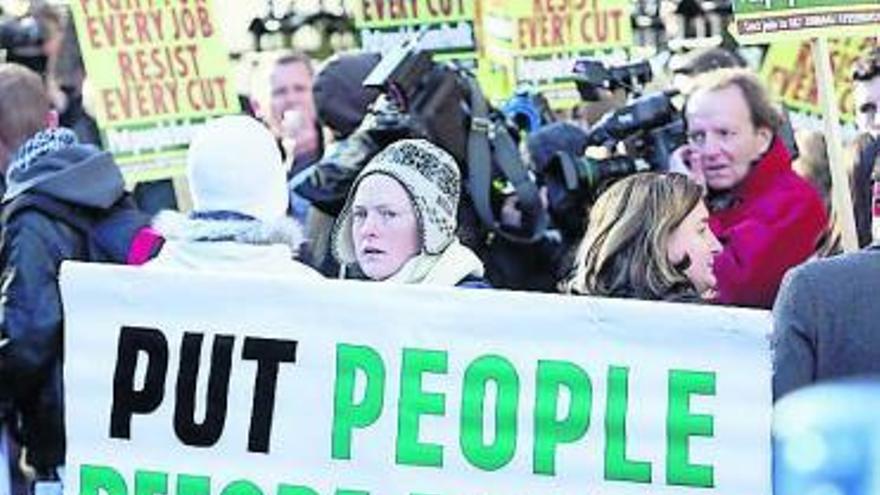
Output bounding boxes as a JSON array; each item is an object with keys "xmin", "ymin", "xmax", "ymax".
[{"xmin": 0, "ymin": 4, "xmax": 879, "ymax": 494}]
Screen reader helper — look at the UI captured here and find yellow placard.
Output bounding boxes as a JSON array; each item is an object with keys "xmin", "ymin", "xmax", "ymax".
[
  {"xmin": 733, "ymin": 1, "xmax": 880, "ymax": 44},
  {"xmin": 761, "ymin": 36, "xmax": 880, "ymax": 119},
  {"xmin": 354, "ymin": 0, "xmax": 475, "ymax": 27},
  {"xmin": 483, "ymin": 0, "xmax": 632, "ymax": 58},
  {"xmin": 69, "ymin": 0, "xmax": 240, "ymax": 182}
]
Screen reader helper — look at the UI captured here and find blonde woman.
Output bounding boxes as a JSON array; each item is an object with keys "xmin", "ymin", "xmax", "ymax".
[{"xmin": 567, "ymin": 172, "xmax": 722, "ymax": 302}]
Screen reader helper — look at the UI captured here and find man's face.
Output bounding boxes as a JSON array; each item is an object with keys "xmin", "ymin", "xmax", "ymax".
[
  {"xmin": 269, "ymin": 61, "xmax": 316, "ymax": 129},
  {"xmin": 685, "ymin": 85, "xmax": 773, "ymax": 192},
  {"xmin": 854, "ymin": 75, "xmax": 880, "ymax": 137}
]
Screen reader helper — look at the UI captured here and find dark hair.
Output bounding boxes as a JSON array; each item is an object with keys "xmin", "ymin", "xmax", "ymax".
[
  {"xmin": 677, "ymin": 47, "xmax": 746, "ymax": 76},
  {"xmin": 687, "ymin": 68, "xmax": 784, "ymax": 133},
  {"xmin": 853, "ymin": 47, "xmax": 880, "ymax": 82}
]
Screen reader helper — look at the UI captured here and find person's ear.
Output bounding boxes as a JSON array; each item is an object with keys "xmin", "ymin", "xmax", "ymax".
[
  {"xmin": 45, "ymin": 110, "xmax": 59, "ymax": 129},
  {"xmin": 756, "ymin": 125, "xmax": 773, "ymax": 153}
]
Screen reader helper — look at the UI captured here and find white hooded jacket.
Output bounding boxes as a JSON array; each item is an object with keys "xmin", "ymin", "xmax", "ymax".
[{"xmin": 147, "ymin": 211, "xmax": 321, "ymax": 279}]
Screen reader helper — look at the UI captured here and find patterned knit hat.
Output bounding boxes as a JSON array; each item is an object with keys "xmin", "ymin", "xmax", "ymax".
[{"xmin": 332, "ymin": 139, "xmax": 461, "ymax": 264}]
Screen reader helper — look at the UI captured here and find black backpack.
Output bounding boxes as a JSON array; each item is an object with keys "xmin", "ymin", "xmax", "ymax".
[{"xmin": 1, "ymin": 192, "xmax": 156, "ymax": 263}]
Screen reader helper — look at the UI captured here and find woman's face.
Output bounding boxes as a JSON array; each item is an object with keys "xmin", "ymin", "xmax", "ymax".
[
  {"xmin": 351, "ymin": 174, "xmax": 421, "ymax": 280},
  {"xmin": 666, "ymin": 202, "xmax": 723, "ymax": 299}
]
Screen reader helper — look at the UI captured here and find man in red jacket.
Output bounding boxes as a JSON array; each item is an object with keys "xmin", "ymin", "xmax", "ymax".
[{"xmin": 680, "ymin": 69, "xmax": 827, "ymax": 308}]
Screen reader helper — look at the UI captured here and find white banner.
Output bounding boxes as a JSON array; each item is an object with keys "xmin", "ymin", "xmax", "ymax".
[{"xmin": 60, "ymin": 262, "xmax": 772, "ymax": 495}]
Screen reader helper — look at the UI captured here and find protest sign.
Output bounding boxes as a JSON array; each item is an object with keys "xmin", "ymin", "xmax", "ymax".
[
  {"xmin": 353, "ymin": 0, "xmax": 477, "ymax": 68},
  {"xmin": 480, "ymin": 0, "xmax": 633, "ymax": 107},
  {"xmin": 732, "ymin": 0, "xmax": 880, "ymax": 43},
  {"xmin": 732, "ymin": 0, "xmax": 879, "ymax": 251},
  {"xmin": 762, "ymin": 36, "xmax": 879, "ymax": 125},
  {"xmin": 61, "ymin": 263, "xmax": 772, "ymax": 495},
  {"xmin": 69, "ymin": 0, "xmax": 240, "ymax": 183}
]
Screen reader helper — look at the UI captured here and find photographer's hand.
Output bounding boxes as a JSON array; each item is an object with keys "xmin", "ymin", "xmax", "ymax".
[
  {"xmin": 669, "ymin": 144, "xmax": 707, "ymax": 191},
  {"xmin": 359, "ymin": 94, "xmax": 420, "ymax": 147}
]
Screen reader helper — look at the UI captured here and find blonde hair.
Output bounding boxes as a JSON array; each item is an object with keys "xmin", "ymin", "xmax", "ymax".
[
  {"xmin": 0, "ymin": 64, "xmax": 50, "ymax": 152},
  {"xmin": 687, "ymin": 68, "xmax": 784, "ymax": 133},
  {"xmin": 566, "ymin": 172, "xmax": 704, "ymax": 301}
]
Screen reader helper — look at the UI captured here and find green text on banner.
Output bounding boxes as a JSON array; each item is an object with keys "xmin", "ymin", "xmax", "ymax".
[{"xmin": 60, "ymin": 263, "xmax": 773, "ymax": 495}]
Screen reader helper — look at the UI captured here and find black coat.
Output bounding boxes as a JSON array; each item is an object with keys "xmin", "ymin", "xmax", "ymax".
[{"xmin": 0, "ymin": 136, "xmax": 146, "ymax": 470}]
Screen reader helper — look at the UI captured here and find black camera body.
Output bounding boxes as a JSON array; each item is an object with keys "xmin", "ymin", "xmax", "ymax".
[
  {"xmin": 587, "ymin": 90, "xmax": 686, "ymax": 170},
  {"xmin": 541, "ymin": 61, "xmax": 687, "ymax": 235},
  {"xmin": 362, "ymin": 37, "xmax": 470, "ymax": 167},
  {"xmin": 573, "ymin": 58, "xmax": 652, "ymax": 101}
]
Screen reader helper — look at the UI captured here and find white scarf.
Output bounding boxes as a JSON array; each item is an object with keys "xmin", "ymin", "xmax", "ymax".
[{"xmin": 386, "ymin": 240, "xmax": 484, "ymax": 286}]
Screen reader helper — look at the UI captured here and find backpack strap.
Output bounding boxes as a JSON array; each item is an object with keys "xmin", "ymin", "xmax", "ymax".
[{"xmin": 464, "ymin": 75, "xmax": 548, "ymax": 244}]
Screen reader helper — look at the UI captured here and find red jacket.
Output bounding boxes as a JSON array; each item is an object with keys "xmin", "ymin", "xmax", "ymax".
[{"xmin": 710, "ymin": 137, "xmax": 827, "ymax": 308}]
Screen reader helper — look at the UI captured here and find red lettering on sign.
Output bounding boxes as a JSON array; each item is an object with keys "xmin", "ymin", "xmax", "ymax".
[
  {"xmin": 171, "ymin": 5, "xmax": 213, "ymax": 40},
  {"xmin": 101, "ymin": 80, "xmax": 181, "ymax": 122},
  {"xmin": 116, "ymin": 45, "xmax": 201, "ymax": 82},
  {"xmin": 186, "ymin": 77, "xmax": 229, "ymax": 112}
]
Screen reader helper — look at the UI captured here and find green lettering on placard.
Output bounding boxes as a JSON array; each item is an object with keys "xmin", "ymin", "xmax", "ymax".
[
  {"xmin": 533, "ymin": 360, "xmax": 592, "ymax": 475},
  {"xmin": 221, "ymin": 481, "xmax": 263, "ymax": 495},
  {"xmin": 135, "ymin": 471, "xmax": 167, "ymax": 495},
  {"xmin": 667, "ymin": 369, "xmax": 716, "ymax": 488},
  {"xmin": 396, "ymin": 348, "xmax": 448, "ymax": 467},
  {"xmin": 460, "ymin": 354, "xmax": 520, "ymax": 471},
  {"xmin": 604, "ymin": 366, "xmax": 652, "ymax": 483},
  {"xmin": 332, "ymin": 344, "xmax": 386, "ymax": 460},
  {"xmin": 177, "ymin": 475, "xmax": 210, "ymax": 495},
  {"xmin": 81, "ymin": 465, "xmax": 128, "ymax": 495},
  {"xmin": 278, "ymin": 485, "xmax": 319, "ymax": 495}
]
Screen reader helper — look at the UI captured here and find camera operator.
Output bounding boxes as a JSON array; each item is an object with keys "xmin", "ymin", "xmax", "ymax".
[
  {"xmin": 475, "ymin": 121, "xmax": 590, "ymax": 292},
  {"xmin": 677, "ymin": 68, "xmax": 827, "ymax": 308}
]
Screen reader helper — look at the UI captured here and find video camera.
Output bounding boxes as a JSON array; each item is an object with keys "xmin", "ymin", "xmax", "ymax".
[
  {"xmin": 0, "ymin": 15, "xmax": 47, "ymax": 74},
  {"xmin": 541, "ymin": 60, "xmax": 686, "ymax": 232},
  {"xmin": 573, "ymin": 58, "xmax": 652, "ymax": 101},
  {"xmin": 362, "ymin": 34, "xmax": 470, "ymax": 166},
  {"xmin": 360, "ymin": 33, "xmax": 548, "ymax": 245}
]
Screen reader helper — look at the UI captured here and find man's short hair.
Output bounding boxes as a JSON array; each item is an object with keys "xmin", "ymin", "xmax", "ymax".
[
  {"xmin": 0, "ymin": 64, "xmax": 50, "ymax": 151},
  {"xmin": 853, "ymin": 47, "xmax": 880, "ymax": 82},
  {"xmin": 273, "ymin": 51, "xmax": 314, "ymax": 76},
  {"xmin": 687, "ymin": 68, "xmax": 784, "ymax": 133},
  {"xmin": 675, "ymin": 46, "xmax": 746, "ymax": 76}
]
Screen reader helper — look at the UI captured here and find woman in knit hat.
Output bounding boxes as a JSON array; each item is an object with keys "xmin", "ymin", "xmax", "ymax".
[{"xmin": 331, "ymin": 139, "xmax": 489, "ymax": 287}]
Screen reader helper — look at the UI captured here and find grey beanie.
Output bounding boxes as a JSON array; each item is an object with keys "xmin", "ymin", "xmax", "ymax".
[{"xmin": 332, "ymin": 139, "xmax": 461, "ymax": 265}]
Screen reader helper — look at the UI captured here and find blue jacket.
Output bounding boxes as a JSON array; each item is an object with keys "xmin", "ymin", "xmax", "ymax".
[{"xmin": 0, "ymin": 130, "xmax": 150, "ymax": 470}]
